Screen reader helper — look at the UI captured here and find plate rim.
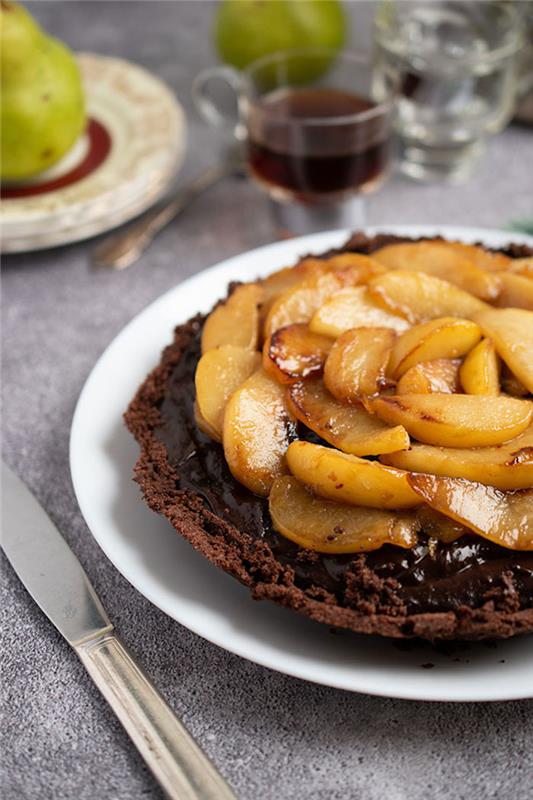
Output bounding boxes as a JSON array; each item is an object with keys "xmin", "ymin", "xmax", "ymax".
[
  {"xmin": 1, "ymin": 52, "xmax": 186, "ymax": 252},
  {"xmin": 70, "ymin": 224, "xmax": 533, "ymax": 702}
]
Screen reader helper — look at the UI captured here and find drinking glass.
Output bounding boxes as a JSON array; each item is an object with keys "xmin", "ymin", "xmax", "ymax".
[
  {"xmin": 193, "ymin": 49, "xmax": 398, "ymax": 232},
  {"xmin": 373, "ymin": 0, "xmax": 523, "ymax": 182}
]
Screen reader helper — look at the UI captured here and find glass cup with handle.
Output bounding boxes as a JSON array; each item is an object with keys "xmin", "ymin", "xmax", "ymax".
[
  {"xmin": 373, "ymin": 0, "xmax": 524, "ymax": 183},
  {"xmin": 193, "ymin": 48, "xmax": 398, "ymax": 233}
]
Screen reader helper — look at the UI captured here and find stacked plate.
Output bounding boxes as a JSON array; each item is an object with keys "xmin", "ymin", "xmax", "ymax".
[{"xmin": 1, "ymin": 53, "xmax": 186, "ymax": 253}]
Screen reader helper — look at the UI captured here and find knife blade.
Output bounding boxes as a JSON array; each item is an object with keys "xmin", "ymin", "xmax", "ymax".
[{"xmin": 1, "ymin": 463, "xmax": 236, "ymax": 800}]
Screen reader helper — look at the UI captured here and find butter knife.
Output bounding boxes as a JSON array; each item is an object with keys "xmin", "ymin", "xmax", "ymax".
[{"xmin": 1, "ymin": 462, "xmax": 236, "ymax": 800}]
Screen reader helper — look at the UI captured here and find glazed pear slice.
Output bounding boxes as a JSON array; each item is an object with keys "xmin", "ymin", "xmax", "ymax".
[
  {"xmin": 286, "ymin": 441, "xmax": 421, "ymax": 509},
  {"xmin": 443, "ymin": 241, "xmax": 511, "ymax": 272},
  {"xmin": 287, "ymin": 379, "xmax": 409, "ymax": 456},
  {"xmin": 195, "ymin": 345, "xmax": 261, "ymax": 438},
  {"xmin": 368, "ymin": 271, "xmax": 487, "ymax": 324},
  {"xmin": 506, "ymin": 257, "xmax": 533, "ymax": 279},
  {"xmin": 309, "ymin": 286, "xmax": 409, "ymax": 338},
  {"xmin": 371, "ymin": 394, "xmax": 533, "ymax": 447},
  {"xmin": 194, "ymin": 400, "xmax": 222, "ymax": 442},
  {"xmin": 324, "ymin": 327, "xmax": 395, "ymax": 402},
  {"xmin": 269, "ymin": 476, "xmax": 419, "ymax": 554},
  {"xmin": 416, "ymin": 506, "xmax": 470, "ymax": 544},
  {"xmin": 494, "ymin": 272, "xmax": 533, "ymax": 310},
  {"xmin": 389, "ymin": 317, "xmax": 481, "ymax": 379},
  {"xmin": 397, "ymin": 359, "xmax": 461, "ymax": 394},
  {"xmin": 473, "ymin": 308, "xmax": 533, "ymax": 393},
  {"xmin": 408, "ymin": 475, "xmax": 533, "ymax": 551},
  {"xmin": 223, "ymin": 369, "xmax": 294, "ymax": 496},
  {"xmin": 264, "ymin": 271, "xmax": 343, "ymax": 339},
  {"xmin": 201, "ymin": 283, "xmax": 263, "ymax": 353},
  {"xmin": 263, "ymin": 323, "xmax": 332, "ymax": 384},
  {"xmin": 373, "ymin": 241, "xmax": 501, "ymax": 300},
  {"xmin": 381, "ymin": 424, "xmax": 533, "ymax": 490},
  {"xmin": 459, "ymin": 338, "xmax": 500, "ymax": 396}
]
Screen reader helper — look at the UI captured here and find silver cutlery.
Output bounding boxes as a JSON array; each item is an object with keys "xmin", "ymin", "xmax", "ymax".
[
  {"xmin": 92, "ymin": 148, "xmax": 245, "ymax": 270},
  {"xmin": 1, "ymin": 462, "xmax": 236, "ymax": 800}
]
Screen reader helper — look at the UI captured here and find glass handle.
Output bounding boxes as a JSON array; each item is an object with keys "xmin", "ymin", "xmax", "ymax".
[{"xmin": 192, "ymin": 66, "xmax": 246, "ymax": 140}]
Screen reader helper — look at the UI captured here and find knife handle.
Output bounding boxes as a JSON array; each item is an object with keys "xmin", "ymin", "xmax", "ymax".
[{"xmin": 76, "ymin": 633, "xmax": 236, "ymax": 800}]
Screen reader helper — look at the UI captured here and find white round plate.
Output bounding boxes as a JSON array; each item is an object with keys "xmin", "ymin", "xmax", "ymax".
[
  {"xmin": 70, "ymin": 225, "xmax": 533, "ymax": 702},
  {"xmin": 1, "ymin": 54, "xmax": 185, "ymax": 253}
]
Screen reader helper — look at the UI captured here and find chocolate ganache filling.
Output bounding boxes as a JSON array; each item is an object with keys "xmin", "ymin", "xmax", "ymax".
[{"xmin": 156, "ymin": 328, "xmax": 533, "ymax": 616}]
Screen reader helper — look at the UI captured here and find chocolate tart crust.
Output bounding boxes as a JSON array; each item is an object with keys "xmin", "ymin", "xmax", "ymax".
[{"xmin": 125, "ymin": 233, "xmax": 533, "ymax": 641}]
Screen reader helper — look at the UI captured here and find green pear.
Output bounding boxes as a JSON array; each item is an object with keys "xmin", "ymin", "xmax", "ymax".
[
  {"xmin": 1, "ymin": 1, "xmax": 86, "ymax": 181},
  {"xmin": 214, "ymin": 0, "xmax": 346, "ymax": 76}
]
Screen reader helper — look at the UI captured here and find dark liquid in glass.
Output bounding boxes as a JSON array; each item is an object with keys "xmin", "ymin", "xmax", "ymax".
[{"xmin": 247, "ymin": 88, "xmax": 390, "ymax": 199}]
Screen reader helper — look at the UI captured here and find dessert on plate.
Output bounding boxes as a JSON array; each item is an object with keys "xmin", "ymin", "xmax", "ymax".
[{"xmin": 125, "ymin": 233, "xmax": 533, "ymax": 641}]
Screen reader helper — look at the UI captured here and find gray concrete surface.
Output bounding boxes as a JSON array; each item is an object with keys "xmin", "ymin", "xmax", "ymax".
[{"xmin": 2, "ymin": 3, "xmax": 533, "ymax": 799}]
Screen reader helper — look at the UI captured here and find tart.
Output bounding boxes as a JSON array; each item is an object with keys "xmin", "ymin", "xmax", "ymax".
[{"xmin": 125, "ymin": 233, "xmax": 533, "ymax": 641}]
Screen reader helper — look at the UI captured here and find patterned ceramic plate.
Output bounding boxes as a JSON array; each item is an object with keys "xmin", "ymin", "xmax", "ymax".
[{"xmin": 1, "ymin": 53, "xmax": 186, "ymax": 253}]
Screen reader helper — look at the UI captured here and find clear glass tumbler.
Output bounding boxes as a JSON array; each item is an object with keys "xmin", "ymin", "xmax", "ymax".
[{"xmin": 373, "ymin": 0, "xmax": 523, "ymax": 182}]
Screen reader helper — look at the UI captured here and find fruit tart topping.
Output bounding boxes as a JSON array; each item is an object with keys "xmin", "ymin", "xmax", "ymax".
[
  {"xmin": 195, "ymin": 345, "xmax": 261, "ymax": 438},
  {"xmin": 263, "ymin": 323, "xmax": 332, "ymax": 384},
  {"xmin": 368, "ymin": 271, "xmax": 487, "ymax": 323},
  {"xmin": 223, "ymin": 369, "xmax": 295, "ymax": 496},
  {"xmin": 473, "ymin": 308, "xmax": 533, "ymax": 393},
  {"xmin": 459, "ymin": 338, "xmax": 500, "ymax": 396},
  {"xmin": 310, "ymin": 286, "xmax": 409, "ymax": 338},
  {"xmin": 396, "ymin": 359, "xmax": 461, "ymax": 395},
  {"xmin": 388, "ymin": 317, "xmax": 482, "ymax": 379},
  {"xmin": 371, "ymin": 393, "xmax": 532, "ymax": 448},
  {"xmin": 408, "ymin": 475, "xmax": 533, "ymax": 551},
  {"xmin": 286, "ymin": 440, "xmax": 421, "ymax": 509},
  {"xmin": 195, "ymin": 238, "xmax": 533, "ymax": 554},
  {"xmin": 381, "ymin": 423, "xmax": 533, "ymax": 491},
  {"xmin": 287, "ymin": 378, "xmax": 409, "ymax": 456},
  {"xmin": 323, "ymin": 326, "xmax": 395, "ymax": 402},
  {"xmin": 373, "ymin": 241, "xmax": 501, "ymax": 301},
  {"xmin": 202, "ymin": 283, "xmax": 263, "ymax": 353},
  {"xmin": 269, "ymin": 476, "xmax": 419, "ymax": 554}
]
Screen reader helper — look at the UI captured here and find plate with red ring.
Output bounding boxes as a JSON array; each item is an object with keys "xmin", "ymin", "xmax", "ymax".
[{"xmin": 1, "ymin": 53, "xmax": 186, "ymax": 253}]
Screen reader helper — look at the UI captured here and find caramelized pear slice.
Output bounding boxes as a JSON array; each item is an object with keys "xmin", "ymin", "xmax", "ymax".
[
  {"xmin": 195, "ymin": 345, "xmax": 261, "ymax": 438},
  {"xmin": 473, "ymin": 308, "xmax": 533, "ymax": 393},
  {"xmin": 194, "ymin": 400, "xmax": 222, "ymax": 442},
  {"xmin": 416, "ymin": 506, "xmax": 470, "ymax": 544},
  {"xmin": 494, "ymin": 272, "xmax": 533, "ymax": 310},
  {"xmin": 459, "ymin": 338, "xmax": 500, "ymax": 396},
  {"xmin": 287, "ymin": 379, "xmax": 409, "ymax": 456},
  {"xmin": 408, "ymin": 475, "xmax": 533, "ymax": 551},
  {"xmin": 397, "ymin": 359, "xmax": 461, "ymax": 395},
  {"xmin": 368, "ymin": 271, "xmax": 487, "ymax": 324},
  {"xmin": 373, "ymin": 241, "xmax": 501, "ymax": 300},
  {"xmin": 263, "ymin": 324, "xmax": 332, "ymax": 384},
  {"xmin": 261, "ymin": 260, "xmax": 322, "ymax": 303},
  {"xmin": 371, "ymin": 394, "xmax": 533, "ymax": 448},
  {"xmin": 319, "ymin": 251, "xmax": 387, "ymax": 281},
  {"xmin": 389, "ymin": 317, "xmax": 481, "ymax": 379},
  {"xmin": 443, "ymin": 241, "xmax": 511, "ymax": 272},
  {"xmin": 223, "ymin": 369, "xmax": 294, "ymax": 496},
  {"xmin": 202, "ymin": 283, "xmax": 263, "ymax": 353},
  {"xmin": 264, "ymin": 271, "xmax": 343, "ymax": 339},
  {"xmin": 286, "ymin": 441, "xmax": 421, "ymax": 509},
  {"xmin": 381, "ymin": 424, "xmax": 533, "ymax": 490},
  {"xmin": 506, "ymin": 257, "xmax": 533, "ymax": 279},
  {"xmin": 324, "ymin": 327, "xmax": 395, "ymax": 401},
  {"xmin": 309, "ymin": 286, "xmax": 409, "ymax": 338},
  {"xmin": 269, "ymin": 476, "xmax": 419, "ymax": 554}
]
